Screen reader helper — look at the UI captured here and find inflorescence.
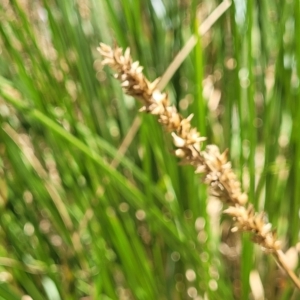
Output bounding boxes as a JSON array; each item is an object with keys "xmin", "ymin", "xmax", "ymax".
[{"xmin": 98, "ymin": 42, "xmax": 281, "ymax": 252}]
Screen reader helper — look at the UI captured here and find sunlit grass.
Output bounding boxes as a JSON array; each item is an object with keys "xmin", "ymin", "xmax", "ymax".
[{"xmin": 0, "ymin": 1, "xmax": 300, "ymax": 299}]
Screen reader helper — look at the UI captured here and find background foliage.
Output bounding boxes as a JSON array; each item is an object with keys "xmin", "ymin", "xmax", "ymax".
[{"xmin": 0, "ymin": 0, "xmax": 300, "ymax": 299}]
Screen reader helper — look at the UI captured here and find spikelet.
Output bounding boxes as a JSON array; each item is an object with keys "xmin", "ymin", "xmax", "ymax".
[
  {"xmin": 98, "ymin": 43, "xmax": 300, "ymax": 289},
  {"xmin": 98, "ymin": 44, "xmax": 278, "ymax": 250}
]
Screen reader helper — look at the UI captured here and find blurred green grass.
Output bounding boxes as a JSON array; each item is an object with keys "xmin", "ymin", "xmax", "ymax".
[{"xmin": 0, "ymin": 0, "xmax": 300, "ymax": 299}]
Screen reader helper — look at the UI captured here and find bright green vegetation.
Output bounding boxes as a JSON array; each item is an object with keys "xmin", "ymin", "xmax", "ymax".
[{"xmin": 0, "ymin": 1, "xmax": 299, "ymax": 299}]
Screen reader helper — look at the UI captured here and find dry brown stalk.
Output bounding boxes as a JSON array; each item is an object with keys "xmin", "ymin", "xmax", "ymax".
[
  {"xmin": 98, "ymin": 43, "xmax": 300, "ymax": 290},
  {"xmin": 156, "ymin": 0, "xmax": 232, "ymax": 91},
  {"xmin": 110, "ymin": 1, "xmax": 232, "ymax": 169}
]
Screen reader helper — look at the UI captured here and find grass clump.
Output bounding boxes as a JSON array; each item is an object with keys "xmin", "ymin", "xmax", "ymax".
[{"xmin": 0, "ymin": 0, "xmax": 300, "ymax": 299}]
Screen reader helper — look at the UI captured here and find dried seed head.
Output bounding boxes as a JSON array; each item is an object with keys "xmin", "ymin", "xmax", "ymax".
[
  {"xmin": 99, "ymin": 43, "xmax": 281, "ymax": 254},
  {"xmin": 224, "ymin": 205, "xmax": 280, "ymax": 252}
]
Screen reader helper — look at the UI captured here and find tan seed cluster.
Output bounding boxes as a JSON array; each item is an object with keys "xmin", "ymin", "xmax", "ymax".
[
  {"xmin": 98, "ymin": 43, "xmax": 157, "ymax": 102},
  {"xmin": 98, "ymin": 43, "xmax": 281, "ymax": 253},
  {"xmin": 224, "ymin": 205, "xmax": 281, "ymax": 251},
  {"xmin": 201, "ymin": 145, "xmax": 248, "ymax": 206}
]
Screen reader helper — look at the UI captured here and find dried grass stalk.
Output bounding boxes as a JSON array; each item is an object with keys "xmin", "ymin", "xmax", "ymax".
[{"xmin": 98, "ymin": 43, "xmax": 300, "ymax": 289}]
